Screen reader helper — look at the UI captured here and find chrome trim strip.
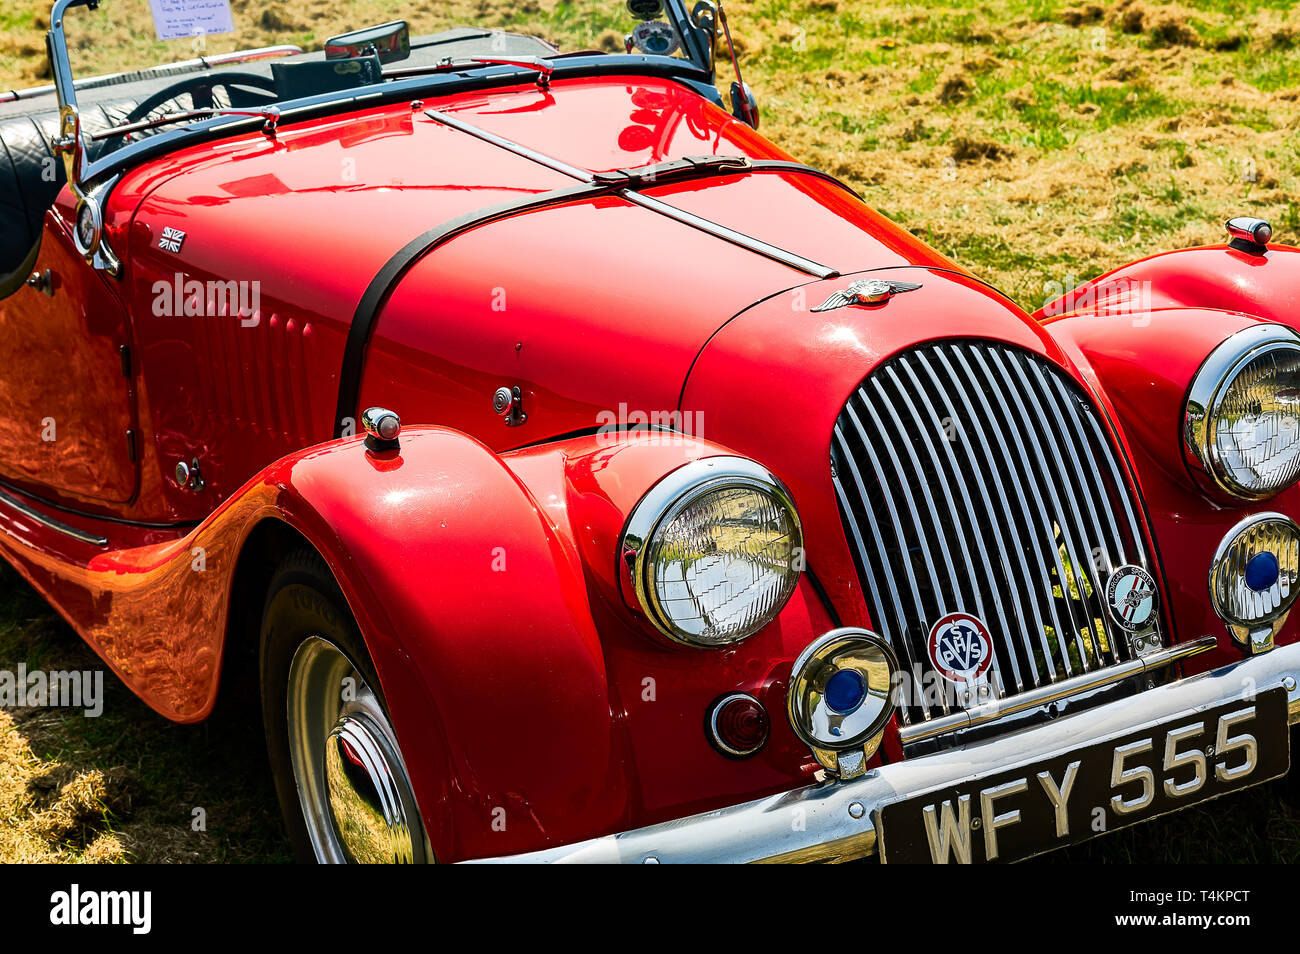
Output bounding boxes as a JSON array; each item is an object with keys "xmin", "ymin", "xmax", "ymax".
[
  {"xmin": 468, "ymin": 634, "xmax": 1274, "ymax": 864},
  {"xmin": 425, "ymin": 109, "xmax": 593, "ymax": 180},
  {"xmin": 620, "ymin": 192, "xmax": 839, "ymax": 279},
  {"xmin": 898, "ymin": 636, "xmax": 1218, "ymax": 745},
  {"xmin": 426, "ymin": 109, "xmax": 842, "ymax": 279},
  {"xmin": 0, "ymin": 488, "xmax": 108, "ymax": 547}
]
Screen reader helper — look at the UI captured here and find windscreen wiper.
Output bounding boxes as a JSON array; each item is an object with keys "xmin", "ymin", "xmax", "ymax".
[
  {"xmin": 92, "ymin": 105, "xmax": 281, "ymax": 141},
  {"xmin": 384, "ymin": 55, "xmax": 556, "ymax": 89}
]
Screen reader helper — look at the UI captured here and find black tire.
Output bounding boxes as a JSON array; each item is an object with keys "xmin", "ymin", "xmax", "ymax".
[{"xmin": 259, "ymin": 548, "xmax": 389, "ymax": 863}]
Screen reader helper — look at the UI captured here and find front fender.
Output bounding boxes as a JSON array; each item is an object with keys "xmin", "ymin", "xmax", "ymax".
[
  {"xmin": 1, "ymin": 423, "xmax": 831, "ymax": 861},
  {"xmin": 275, "ymin": 426, "xmax": 833, "ymax": 860},
  {"xmin": 1043, "ymin": 307, "xmax": 1300, "ymax": 670},
  {"xmin": 1036, "ymin": 243, "xmax": 1300, "ymax": 325},
  {"xmin": 267, "ymin": 427, "xmax": 625, "ymax": 861}
]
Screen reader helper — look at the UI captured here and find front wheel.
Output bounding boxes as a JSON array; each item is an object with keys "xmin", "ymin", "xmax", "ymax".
[{"xmin": 260, "ymin": 549, "xmax": 430, "ymax": 863}]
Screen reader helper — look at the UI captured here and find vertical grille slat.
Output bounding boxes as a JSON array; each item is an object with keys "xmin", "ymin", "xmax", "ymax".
[
  {"xmin": 970, "ymin": 347, "xmax": 1099, "ymax": 674},
  {"xmin": 1038, "ymin": 366, "xmax": 1130, "ymax": 569},
  {"xmin": 946, "ymin": 347, "xmax": 1080, "ymax": 678},
  {"xmin": 831, "ymin": 423, "xmax": 925, "ymax": 722},
  {"xmin": 879, "ymin": 366, "xmax": 1024, "ymax": 696},
  {"xmin": 906, "ymin": 353, "xmax": 1056, "ymax": 688},
  {"xmin": 991, "ymin": 348, "xmax": 1109, "ymax": 670},
  {"xmin": 831, "ymin": 341, "xmax": 1163, "ymax": 728},
  {"xmin": 929, "ymin": 348, "xmax": 1068, "ymax": 682},
  {"xmin": 1075, "ymin": 381, "xmax": 1152, "ymax": 563},
  {"xmin": 846, "ymin": 399, "xmax": 957, "ymax": 716}
]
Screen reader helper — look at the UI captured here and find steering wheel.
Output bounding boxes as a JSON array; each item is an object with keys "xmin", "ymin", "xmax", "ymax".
[{"xmin": 122, "ymin": 71, "xmax": 279, "ymax": 125}]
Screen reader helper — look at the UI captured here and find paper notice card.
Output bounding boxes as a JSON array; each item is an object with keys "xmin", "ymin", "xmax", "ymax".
[{"xmin": 149, "ymin": 0, "xmax": 236, "ymax": 41}]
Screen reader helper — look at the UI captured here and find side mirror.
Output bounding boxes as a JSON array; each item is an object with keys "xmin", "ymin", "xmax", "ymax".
[
  {"xmin": 730, "ymin": 81, "xmax": 758, "ymax": 129},
  {"xmin": 325, "ymin": 20, "xmax": 410, "ymax": 64}
]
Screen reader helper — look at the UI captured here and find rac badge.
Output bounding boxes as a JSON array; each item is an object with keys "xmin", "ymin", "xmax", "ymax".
[
  {"xmin": 1106, "ymin": 564, "xmax": 1158, "ymax": 632},
  {"xmin": 926, "ymin": 613, "xmax": 993, "ymax": 685}
]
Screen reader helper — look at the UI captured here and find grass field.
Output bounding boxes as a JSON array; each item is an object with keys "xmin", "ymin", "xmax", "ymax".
[{"xmin": 1, "ymin": 0, "xmax": 1299, "ymax": 862}]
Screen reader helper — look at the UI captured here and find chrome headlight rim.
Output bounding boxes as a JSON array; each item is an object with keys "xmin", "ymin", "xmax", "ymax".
[
  {"xmin": 1209, "ymin": 511, "xmax": 1300, "ymax": 630},
  {"xmin": 72, "ymin": 194, "xmax": 103, "ymax": 258},
  {"xmin": 1184, "ymin": 323, "xmax": 1300, "ymax": 501},
  {"xmin": 786, "ymin": 627, "xmax": 898, "ymax": 754},
  {"xmin": 621, "ymin": 455, "xmax": 803, "ymax": 648}
]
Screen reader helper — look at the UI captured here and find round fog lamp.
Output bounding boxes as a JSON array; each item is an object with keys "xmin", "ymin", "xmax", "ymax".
[
  {"xmin": 787, "ymin": 628, "xmax": 897, "ymax": 753},
  {"xmin": 1210, "ymin": 512, "xmax": 1300, "ymax": 645}
]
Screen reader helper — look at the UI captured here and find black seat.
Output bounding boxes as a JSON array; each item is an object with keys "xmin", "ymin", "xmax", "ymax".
[{"xmin": 0, "ymin": 93, "xmax": 141, "ymax": 291}]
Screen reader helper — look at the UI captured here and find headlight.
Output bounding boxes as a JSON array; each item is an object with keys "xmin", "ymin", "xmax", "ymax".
[
  {"xmin": 1185, "ymin": 324, "xmax": 1300, "ymax": 499},
  {"xmin": 1210, "ymin": 512, "xmax": 1300, "ymax": 652},
  {"xmin": 621, "ymin": 457, "xmax": 802, "ymax": 647}
]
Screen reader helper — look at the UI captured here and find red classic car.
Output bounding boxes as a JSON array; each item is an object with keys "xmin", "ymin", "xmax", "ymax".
[{"xmin": 0, "ymin": 0, "xmax": 1297, "ymax": 865}]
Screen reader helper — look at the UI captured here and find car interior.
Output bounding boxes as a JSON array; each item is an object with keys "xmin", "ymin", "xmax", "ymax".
[{"xmin": 0, "ymin": 27, "xmax": 560, "ymax": 296}]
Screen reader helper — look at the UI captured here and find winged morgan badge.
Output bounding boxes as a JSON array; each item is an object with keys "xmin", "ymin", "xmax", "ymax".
[{"xmin": 811, "ymin": 278, "xmax": 923, "ymax": 312}]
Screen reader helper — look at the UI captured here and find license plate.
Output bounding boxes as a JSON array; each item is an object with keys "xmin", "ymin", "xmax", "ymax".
[{"xmin": 876, "ymin": 688, "xmax": 1290, "ymax": 863}]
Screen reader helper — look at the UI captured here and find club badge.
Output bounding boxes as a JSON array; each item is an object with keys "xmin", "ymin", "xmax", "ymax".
[
  {"xmin": 1106, "ymin": 564, "xmax": 1158, "ymax": 632},
  {"xmin": 629, "ymin": 20, "xmax": 679, "ymax": 56},
  {"xmin": 927, "ymin": 613, "xmax": 994, "ymax": 685}
]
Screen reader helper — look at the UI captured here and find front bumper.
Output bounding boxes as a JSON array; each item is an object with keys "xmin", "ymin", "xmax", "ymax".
[{"xmin": 470, "ymin": 639, "xmax": 1300, "ymax": 863}]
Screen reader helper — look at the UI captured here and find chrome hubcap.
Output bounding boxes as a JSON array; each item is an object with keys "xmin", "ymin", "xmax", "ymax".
[{"xmin": 286, "ymin": 636, "xmax": 427, "ymax": 863}]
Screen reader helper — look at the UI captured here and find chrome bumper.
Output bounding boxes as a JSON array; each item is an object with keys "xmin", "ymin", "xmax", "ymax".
[{"xmin": 470, "ymin": 641, "xmax": 1300, "ymax": 864}]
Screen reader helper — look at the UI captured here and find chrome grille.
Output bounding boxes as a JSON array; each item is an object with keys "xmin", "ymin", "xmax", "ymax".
[{"xmin": 830, "ymin": 340, "xmax": 1161, "ymax": 726}]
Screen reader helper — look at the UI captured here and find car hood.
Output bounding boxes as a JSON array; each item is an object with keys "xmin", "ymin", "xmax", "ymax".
[
  {"xmin": 119, "ymin": 74, "xmax": 1042, "ymax": 505},
  {"xmin": 680, "ymin": 265, "xmax": 1086, "ymax": 616}
]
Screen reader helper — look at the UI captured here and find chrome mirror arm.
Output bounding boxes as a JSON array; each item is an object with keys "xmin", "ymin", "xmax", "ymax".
[
  {"xmin": 46, "ymin": 0, "xmax": 96, "ymax": 199},
  {"xmin": 667, "ymin": 0, "xmax": 716, "ymax": 79},
  {"xmin": 46, "ymin": 0, "xmax": 122, "ymax": 276}
]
